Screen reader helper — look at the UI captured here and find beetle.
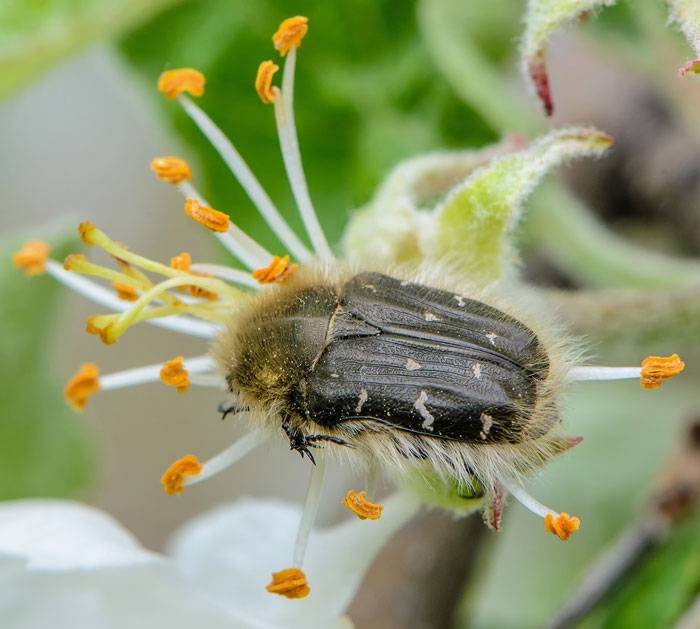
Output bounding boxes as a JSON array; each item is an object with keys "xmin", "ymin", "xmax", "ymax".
[{"xmin": 215, "ymin": 268, "xmax": 565, "ymax": 492}]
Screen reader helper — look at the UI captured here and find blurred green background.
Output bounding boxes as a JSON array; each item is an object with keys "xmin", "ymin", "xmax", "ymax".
[{"xmin": 3, "ymin": 1, "xmax": 700, "ymax": 627}]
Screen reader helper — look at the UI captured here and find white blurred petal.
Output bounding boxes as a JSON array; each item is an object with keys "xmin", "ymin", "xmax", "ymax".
[
  {"xmin": 0, "ymin": 500, "xmax": 268, "ymax": 629},
  {"xmin": 0, "ymin": 500, "xmax": 155, "ymax": 570},
  {"xmin": 169, "ymin": 492, "xmax": 421, "ymax": 628}
]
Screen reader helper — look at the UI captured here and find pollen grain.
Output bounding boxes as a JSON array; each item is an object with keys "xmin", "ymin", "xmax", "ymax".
[
  {"xmin": 113, "ymin": 281, "xmax": 139, "ymax": 302},
  {"xmin": 64, "ymin": 363, "xmax": 100, "ymax": 411},
  {"xmin": 184, "ymin": 198, "xmax": 230, "ymax": 233},
  {"xmin": 160, "ymin": 356, "xmax": 191, "ymax": 393},
  {"xmin": 13, "ymin": 241, "xmax": 50, "ymax": 276},
  {"xmin": 641, "ymin": 354, "xmax": 685, "ymax": 389},
  {"xmin": 158, "ymin": 68, "xmax": 205, "ymax": 99},
  {"xmin": 151, "ymin": 156, "xmax": 192, "ymax": 184},
  {"xmin": 252, "ymin": 255, "xmax": 298, "ymax": 284},
  {"xmin": 342, "ymin": 490, "xmax": 384, "ymax": 520},
  {"xmin": 544, "ymin": 512, "xmax": 580, "ymax": 541},
  {"xmin": 266, "ymin": 568, "xmax": 310, "ymax": 599},
  {"xmin": 272, "ymin": 16, "xmax": 308, "ymax": 56},
  {"xmin": 161, "ymin": 455, "xmax": 202, "ymax": 496},
  {"xmin": 256, "ymin": 60, "xmax": 279, "ymax": 104}
]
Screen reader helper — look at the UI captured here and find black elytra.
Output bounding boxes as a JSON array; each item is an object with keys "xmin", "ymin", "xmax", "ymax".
[{"xmin": 230, "ymin": 272, "xmax": 550, "ymax": 447}]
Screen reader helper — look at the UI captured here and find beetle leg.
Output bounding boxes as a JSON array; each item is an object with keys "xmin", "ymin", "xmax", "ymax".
[
  {"xmin": 305, "ymin": 434, "xmax": 355, "ymax": 449},
  {"xmin": 217, "ymin": 400, "xmax": 249, "ymax": 421},
  {"xmin": 282, "ymin": 415, "xmax": 317, "ymax": 465}
]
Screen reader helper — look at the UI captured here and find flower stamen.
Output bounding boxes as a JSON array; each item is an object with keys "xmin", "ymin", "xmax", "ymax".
[
  {"xmin": 42, "ymin": 258, "xmax": 219, "ymax": 339},
  {"xmin": 161, "ymin": 455, "xmax": 202, "ymax": 496},
  {"xmin": 160, "ymin": 356, "xmax": 191, "ymax": 392},
  {"xmin": 641, "ymin": 354, "xmax": 685, "ymax": 389},
  {"xmin": 12, "ymin": 241, "xmax": 49, "ymax": 276},
  {"xmin": 501, "ymin": 477, "xmax": 581, "ymax": 542},
  {"xmin": 256, "ymin": 61, "xmax": 279, "ymax": 104},
  {"xmin": 183, "ymin": 198, "xmax": 230, "ymax": 233},
  {"xmin": 186, "ymin": 429, "xmax": 267, "ymax": 487},
  {"xmin": 266, "ymin": 568, "xmax": 310, "ymax": 599},
  {"xmin": 171, "ymin": 181, "xmax": 272, "ymax": 271},
  {"xmin": 170, "ymin": 252, "xmax": 218, "ymax": 301},
  {"xmin": 150, "ymin": 156, "xmax": 192, "ymax": 184},
  {"xmin": 158, "ymin": 68, "xmax": 205, "ymax": 99},
  {"xmin": 64, "ymin": 363, "xmax": 100, "ymax": 411},
  {"xmin": 181, "ymin": 200, "xmax": 230, "ymax": 235},
  {"xmin": 112, "ymin": 281, "xmax": 139, "ymax": 302},
  {"xmin": 272, "ymin": 16, "xmax": 308, "ymax": 56},
  {"xmin": 171, "ymin": 93, "xmax": 311, "ymax": 262},
  {"xmin": 252, "ymin": 255, "xmax": 298, "ymax": 284},
  {"xmin": 544, "ymin": 512, "xmax": 581, "ymax": 541},
  {"xmin": 270, "ymin": 25, "xmax": 333, "ymax": 261},
  {"xmin": 266, "ymin": 453, "xmax": 326, "ymax": 597},
  {"xmin": 343, "ymin": 490, "xmax": 384, "ymax": 520}
]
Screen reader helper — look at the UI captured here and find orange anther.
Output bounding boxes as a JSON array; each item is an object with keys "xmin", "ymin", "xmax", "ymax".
[
  {"xmin": 184, "ymin": 198, "xmax": 230, "ymax": 233},
  {"xmin": 157, "ymin": 68, "xmax": 205, "ymax": 99},
  {"xmin": 170, "ymin": 251, "xmax": 192, "ymax": 272},
  {"xmin": 13, "ymin": 241, "xmax": 50, "ymax": 276},
  {"xmin": 160, "ymin": 356, "xmax": 190, "ymax": 393},
  {"xmin": 113, "ymin": 281, "xmax": 139, "ymax": 302},
  {"xmin": 160, "ymin": 455, "xmax": 202, "ymax": 496},
  {"xmin": 150, "ymin": 156, "xmax": 192, "ymax": 184},
  {"xmin": 641, "ymin": 354, "xmax": 685, "ymax": 389},
  {"xmin": 544, "ymin": 512, "xmax": 580, "ymax": 541},
  {"xmin": 255, "ymin": 60, "xmax": 279, "ymax": 104},
  {"xmin": 78, "ymin": 222, "xmax": 97, "ymax": 246},
  {"xmin": 170, "ymin": 252, "xmax": 217, "ymax": 301},
  {"xmin": 342, "ymin": 490, "xmax": 383, "ymax": 520},
  {"xmin": 252, "ymin": 255, "xmax": 298, "ymax": 284},
  {"xmin": 64, "ymin": 363, "xmax": 100, "ymax": 411},
  {"xmin": 272, "ymin": 16, "xmax": 308, "ymax": 56},
  {"xmin": 266, "ymin": 568, "xmax": 310, "ymax": 599},
  {"xmin": 85, "ymin": 316, "xmax": 116, "ymax": 345}
]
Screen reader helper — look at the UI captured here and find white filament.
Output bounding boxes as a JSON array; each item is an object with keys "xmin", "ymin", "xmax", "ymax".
[
  {"xmin": 293, "ymin": 452, "xmax": 327, "ymax": 568},
  {"xmin": 178, "ymin": 180, "xmax": 272, "ymax": 270},
  {"xmin": 190, "ymin": 263, "xmax": 261, "ymax": 289},
  {"xmin": 186, "ymin": 428, "xmax": 267, "ymax": 486},
  {"xmin": 45, "ymin": 260, "xmax": 219, "ymax": 339},
  {"xmin": 177, "ymin": 95, "xmax": 311, "ymax": 262},
  {"xmin": 568, "ymin": 366, "xmax": 641, "ymax": 382},
  {"xmin": 274, "ymin": 47, "xmax": 333, "ymax": 261},
  {"xmin": 500, "ymin": 477, "xmax": 554, "ymax": 519}
]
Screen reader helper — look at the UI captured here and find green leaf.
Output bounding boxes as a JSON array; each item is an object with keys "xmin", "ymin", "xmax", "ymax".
[
  {"xmin": 582, "ymin": 514, "xmax": 700, "ymax": 629},
  {"xmin": 343, "ymin": 136, "xmax": 520, "ymax": 268},
  {"xmin": 1, "ymin": 228, "xmax": 93, "ymax": 499},
  {"xmin": 119, "ymin": 1, "xmax": 493, "ymax": 257},
  {"xmin": 521, "ymin": 0, "xmax": 616, "ymax": 115},
  {"xmin": 0, "ymin": 0, "xmax": 178, "ymax": 101},
  {"xmin": 430, "ymin": 127, "xmax": 613, "ymax": 283}
]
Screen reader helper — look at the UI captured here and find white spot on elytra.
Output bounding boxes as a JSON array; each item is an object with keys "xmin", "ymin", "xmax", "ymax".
[
  {"xmin": 424, "ymin": 312, "xmax": 440, "ymax": 322},
  {"xmin": 479, "ymin": 413, "xmax": 493, "ymax": 440},
  {"xmin": 485, "ymin": 332, "xmax": 498, "ymax": 346},
  {"xmin": 405, "ymin": 358, "xmax": 422, "ymax": 371},
  {"xmin": 362, "ymin": 284, "xmax": 377, "ymax": 293},
  {"xmin": 454, "ymin": 295, "xmax": 466, "ymax": 307},
  {"xmin": 355, "ymin": 388, "xmax": 368, "ymax": 413},
  {"xmin": 472, "ymin": 363, "xmax": 482, "ymax": 379},
  {"xmin": 330, "ymin": 373, "xmax": 339, "ymax": 378},
  {"xmin": 414, "ymin": 390, "xmax": 435, "ymax": 431}
]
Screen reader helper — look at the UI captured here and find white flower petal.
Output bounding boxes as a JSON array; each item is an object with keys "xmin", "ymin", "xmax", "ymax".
[
  {"xmin": 0, "ymin": 500, "xmax": 261, "ymax": 629},
  {"xmin": 0, "ymin": 563, "xmax": 244, "ymax": 629},
  {"xmin": 169, "ymin": 492, "xmax": 420, "ymax": 628},
  {"xmin": 0, "ymin": 500, "xmax": 155, "ymax": 570}
]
